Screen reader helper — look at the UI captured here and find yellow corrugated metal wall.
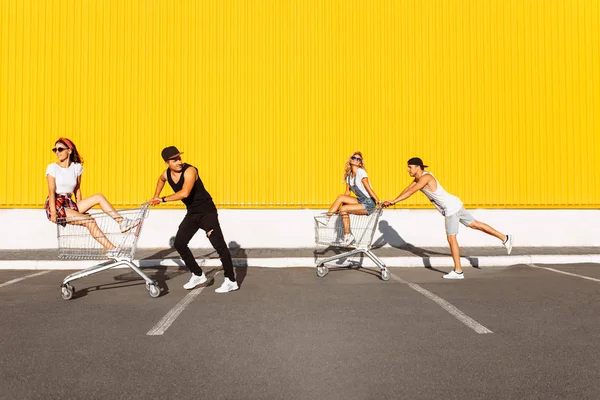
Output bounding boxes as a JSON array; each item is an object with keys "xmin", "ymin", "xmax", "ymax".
[{"xmin": 1, "ymin": 0, "xmax": 598, "ymax": 209}]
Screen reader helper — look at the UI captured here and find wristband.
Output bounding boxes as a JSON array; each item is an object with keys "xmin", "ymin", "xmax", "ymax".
[{"xmin": 161, "ymin": 196, "xmax": 166, "ymax": 203}]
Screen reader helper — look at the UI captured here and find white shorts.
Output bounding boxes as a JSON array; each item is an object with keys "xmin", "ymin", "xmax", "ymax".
[{"xmin": 445, "ymin": 208, "xmax": 475, "ymax": 235}]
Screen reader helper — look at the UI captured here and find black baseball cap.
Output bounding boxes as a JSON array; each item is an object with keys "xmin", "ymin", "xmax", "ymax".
[
  {"xmin": 407, "ymin": 157, "xmax": 428, "ymax": 168},
  {"xmin": 161, "ymin": 146, "xmax": 183, "ymax": 161}
]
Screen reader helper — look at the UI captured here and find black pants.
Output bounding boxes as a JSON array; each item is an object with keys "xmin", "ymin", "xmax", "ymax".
[{"xmin": 173, "ymin": 212, "xmax": 236, "ymax": 281}]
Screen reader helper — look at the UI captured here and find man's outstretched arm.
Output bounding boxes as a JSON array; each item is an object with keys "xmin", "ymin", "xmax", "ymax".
[{"xmin": 384, "ymin": 176, "xmax": 431, "ymax": 206}]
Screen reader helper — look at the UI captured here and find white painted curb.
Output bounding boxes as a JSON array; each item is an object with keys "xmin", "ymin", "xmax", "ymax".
[{"xmin": 0, "ymin": 255, "xmax": 599, "ymax": 270}]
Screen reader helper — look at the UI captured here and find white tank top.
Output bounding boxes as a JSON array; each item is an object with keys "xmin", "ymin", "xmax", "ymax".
[{"xmin": 419, "ymin": 172, "xmax": 463, "ymax": 216}]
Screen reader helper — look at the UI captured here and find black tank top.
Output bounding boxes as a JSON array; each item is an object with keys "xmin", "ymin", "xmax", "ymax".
[{"xmin": 166, "ymin": 163, "xmax": 217, "ymax": 213}]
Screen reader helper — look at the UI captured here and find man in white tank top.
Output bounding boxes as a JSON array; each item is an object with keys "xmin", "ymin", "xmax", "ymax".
[{"xmin": 382, "ymin": 158, "xmax": 513, "ymax": 280}]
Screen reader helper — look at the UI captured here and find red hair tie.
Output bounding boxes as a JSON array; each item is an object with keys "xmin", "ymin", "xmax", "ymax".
[{"xmin": 58, "ymin": 137, "xmax": 73, "ymax": 150}]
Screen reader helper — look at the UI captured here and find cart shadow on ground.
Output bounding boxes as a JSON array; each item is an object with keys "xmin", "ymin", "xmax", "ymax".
[
  {"xmin": 69, "ymin": 266, "xmax": 221, "ymax": 300},
  {"xmin": 312, "ymin": 246, "xmax": 382, "ymax": 278},
  {"xmin": 371, "ymin": 220, "xmax": 481, "ymax": 271},
  {"xmin": 69, "ymin": 241, "xmax": 251, "ymax": 299},
  {"xmin": 313, "ymin": 220, "xmax": 478, "ymax": 276}
]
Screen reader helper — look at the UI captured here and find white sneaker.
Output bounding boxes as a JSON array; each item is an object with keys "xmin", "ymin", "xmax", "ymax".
[
  {"xmin": 215, "ymin": 278, "xmax": 239, "ymax": 293},
  {"xmin": 443, "ymin": 270, "xmax": 465, "ymax": 280},
  {"xmin": 503, "ymin": 234, "xmax": 514, "ymax": 255},
  {"xmin": 120, "ymin": 218, "xmax": 140, "ymax": 233},
  {"xmin": 343, "ymin": 233, "xmax": 355, "ymax": 246},
  {"xmin": 183, "ymin": 273, "xmax": 207, "ymax": 289}
]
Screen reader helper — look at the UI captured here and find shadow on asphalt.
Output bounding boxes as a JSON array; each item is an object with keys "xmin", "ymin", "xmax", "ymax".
[
  {"xmin": 229, "ymin": 241, "xmax": 248, "ymax": 288},
  {"xmin": 313, "ymin": 220, "xmax": 459, "ymax": 275},
  {"xmin": 138, "ymin": 240, "xmax": 249, "ymax": 289},
  {"xmin": 326, "ymin": 265, "xmax": 382, "ymax": 278},
  {"xmin": 68, "ymin": 267, "xmax": 221, "ymax": 300},
  {"xmin": 372, "ymin": 220, "xmax": 481, "ymax": 272},
  {"xmin": 312, "ymin": 247, "xmax": 387, "ymax": 280}
]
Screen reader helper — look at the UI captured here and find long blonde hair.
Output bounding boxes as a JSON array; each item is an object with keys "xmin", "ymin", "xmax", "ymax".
[{"xmin": 343, "ymin": 151, "xmax": 366, "ymax": 182}]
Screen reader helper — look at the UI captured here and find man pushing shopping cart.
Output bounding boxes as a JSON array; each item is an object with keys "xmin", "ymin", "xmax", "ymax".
[{"xmin": 147, "ymin": 146, "xmax": 239, "ymax": 294}]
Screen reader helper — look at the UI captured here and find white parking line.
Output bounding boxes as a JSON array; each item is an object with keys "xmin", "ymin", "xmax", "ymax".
[
  {"xmin": 147, "ymin": 272, "xmax": 220, "ymax": 336},
  {"xmin": 527, "ymin": 264, "xmax": 600, "ymax": 283},
  {"xmin": 390, "ymin": 272, "xmax": 493, "ymax": 334},
  {"xmin": 0, "ymin": 271, "xmax": 51, "ymax": 289}
]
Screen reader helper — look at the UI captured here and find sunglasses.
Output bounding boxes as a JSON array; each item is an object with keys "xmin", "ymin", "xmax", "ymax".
[
  {"xmin": 52, "ymin": 147, "xmax": 68, "ymax": 153},
  {"xmin": 351, "ymin": 156, "xmax": 362, "ymax": 162}
]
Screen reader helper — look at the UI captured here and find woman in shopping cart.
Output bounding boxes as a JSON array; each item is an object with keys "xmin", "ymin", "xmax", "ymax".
[
  {"xmin": 326, "ymin": 151, "xmax": 382, "ymax": 246},
  {"xmin": 44, "ymin": 138, "xmax": 139, "ymax": 256}
]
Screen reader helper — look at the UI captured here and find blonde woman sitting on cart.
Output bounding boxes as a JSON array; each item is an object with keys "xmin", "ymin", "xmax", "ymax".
[
  {"xmin": 44, "ymin": 138, "xmax": 139, "ymax": 257},
  {"xmin": 326, "ymin": 151, "xmax": 382, "ymax": 246}
]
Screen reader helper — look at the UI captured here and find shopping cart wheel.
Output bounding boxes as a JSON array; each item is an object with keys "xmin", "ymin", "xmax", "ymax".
[
  {"xmin": 61, "ymin": 284, "xmax": 75, "ymax": 300},
  {"xmin": 316, "ymin": 265, "xmax": 329, "ymax": 278},
  {"xmin": 147, "ymin": 283, "xmax": 161, "ymax": 298},
  {"xmin": 381, "ymin": 268, "xmax": 391, "ymax": 281}
]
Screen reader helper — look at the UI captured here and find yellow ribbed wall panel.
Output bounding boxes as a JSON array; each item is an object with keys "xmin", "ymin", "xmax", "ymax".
[{"xmin": 1, "ymin": 0, "xmax": 598, "ymax": 208}]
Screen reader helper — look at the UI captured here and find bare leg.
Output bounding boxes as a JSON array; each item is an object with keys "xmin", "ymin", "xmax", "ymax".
[
  {"xmin": 338, "ymin": 204, "xmax": 368, "ymax": 235},
  {"xmin": 77, "ymin": 194, "xmax": 123, "ymax": 224},
  {"xmin": 65, "ymin": 209, "xmax": 116, "ymax": 250},
  {"xmin": 447, "ymin": 234, "xmax": 462, "ymax": 273},
  {"xmin": 469, "ymin": 220, "xmax": 506, "ymax": 242},
  {"xmin": 328, "ymin": 195, "xmax": 359, "ymax": 216},
  {"xmin": 340, "ymin": 212, "xmax": 350, "ymax": 234}
]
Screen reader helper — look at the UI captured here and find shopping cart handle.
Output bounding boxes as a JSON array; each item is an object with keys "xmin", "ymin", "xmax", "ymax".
[{"xmin": 147, "ymin": 199, "xmax": 161, "ymax": 206}]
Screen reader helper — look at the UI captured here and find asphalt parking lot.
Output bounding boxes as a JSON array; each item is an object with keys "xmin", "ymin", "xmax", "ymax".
[{"xmin": 1, "ymin": 263, "xmax": 599, "ymax": 400}]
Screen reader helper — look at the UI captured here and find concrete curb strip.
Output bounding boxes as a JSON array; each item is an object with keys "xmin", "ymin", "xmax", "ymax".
[{"xmin": 1, "ymin": 254, "xmax": 599, "ymax": 270}]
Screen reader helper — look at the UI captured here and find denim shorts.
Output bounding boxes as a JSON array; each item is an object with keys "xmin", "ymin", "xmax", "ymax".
[{"xmin": 359, "ymin": 197, "xmax": 377, "ymax": 215}]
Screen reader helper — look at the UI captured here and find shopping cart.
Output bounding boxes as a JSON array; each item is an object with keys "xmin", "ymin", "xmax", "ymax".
[
  {"xmin": 314, "ymin": 207, "xmax": 390, "ymax": 281},
  {"xmin": 57, "ymin": 204, "xmax": 160, "ymax": 300}
]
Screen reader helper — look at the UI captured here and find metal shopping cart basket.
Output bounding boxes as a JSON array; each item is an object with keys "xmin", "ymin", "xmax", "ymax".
[
  {"xmin": 57, "ymin": 204, "xmax": 160, "ymax": 300},
  {"xmin": 314, "ymin": 207, "xmax": 390, "ymax": 281}
]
